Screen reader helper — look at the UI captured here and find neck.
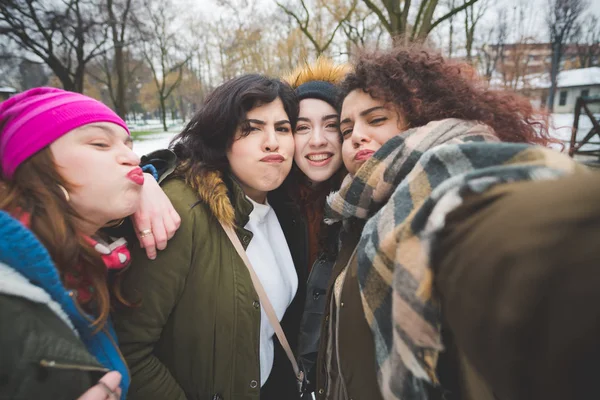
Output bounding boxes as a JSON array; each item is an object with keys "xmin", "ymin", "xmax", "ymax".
[
  {"xmin": 306, "ymin": 179, "xmax": 322, "ymax": 189},
  {"xmin": 76, "ymin": 218, "xmax": 102, "ymax": 237},
  {"xmin": 244, "ymin": 188, "xmax": 267, "ymax": 204}
]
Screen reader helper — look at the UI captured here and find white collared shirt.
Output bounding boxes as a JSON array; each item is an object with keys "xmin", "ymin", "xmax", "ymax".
[{"xmin": 244, "ymin": 197, "xmax": 298, "ymax": 386}]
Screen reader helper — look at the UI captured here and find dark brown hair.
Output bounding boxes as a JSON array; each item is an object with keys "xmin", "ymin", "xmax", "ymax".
[
  {"xmin": 340, "ymin": 44, "xmax": 556, "ymax": 146},
  {"xmin": 0, "ymin": 148, "xmax": 124, "ymax": 331},
  {"xmin": 172, "ymin": 74, "xmax": 299, "ymax": 182}
]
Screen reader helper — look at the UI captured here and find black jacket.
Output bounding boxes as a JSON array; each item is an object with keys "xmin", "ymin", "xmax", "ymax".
[{"xmin": 0, "ymin": 294, "xmax": 107, "ymax": 400}]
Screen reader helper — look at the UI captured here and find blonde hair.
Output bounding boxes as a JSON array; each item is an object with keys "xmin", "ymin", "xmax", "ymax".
[{"xmin": 283, "ymin": 57, "xmax": 351, "ymax": 89}]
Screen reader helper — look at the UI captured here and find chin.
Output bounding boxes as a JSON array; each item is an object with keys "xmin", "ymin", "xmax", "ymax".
[
  {"xmin": 115, "ymin": 197, "xmax": 142, "ymax": 219},
  {"xmin": 307, "ymin": 170, "xmax": 336, "ymax": 183},
  {"xmin": 258, "ymin": 177, "xmax": 286, "ymax": 192}
]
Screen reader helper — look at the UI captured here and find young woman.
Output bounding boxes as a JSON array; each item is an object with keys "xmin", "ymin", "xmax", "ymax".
[
  {"xmin": 315, "ymin": 45, "xmax": 589, "ymax": 400},
  {"xmin": 0, "ymin": 87, "xmax": 178, "ymax": 400},
  {"xmin": 282, "ymin": 58, "xmax": 349, "ymax": 389},
  {"xmin": 113, "ymin": 74, "xmax": 307, "ymax": 400}
]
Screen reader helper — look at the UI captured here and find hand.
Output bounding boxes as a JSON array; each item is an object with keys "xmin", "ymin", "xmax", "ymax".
[
  {"xmin": 77, "ymin": 371, "xmax": 122, "ymax": 400},
  {"xmin": 132, "ymin": 173, "xmax": 181, "ymax": 260}
]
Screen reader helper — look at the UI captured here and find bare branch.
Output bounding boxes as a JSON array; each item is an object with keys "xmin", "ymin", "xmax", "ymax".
[{"xmin": 361, "ymin": 0, "xmax": 392, "ymax": 34}]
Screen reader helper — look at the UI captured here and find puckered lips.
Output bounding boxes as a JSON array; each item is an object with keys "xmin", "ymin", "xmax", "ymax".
[
  {"xmin": 260, "ymin": 154, "xmax": 285, "ymax": 163},
  {"xmin": 354, "ymin": 149, "xmax": 374, "ymax": 161},
  {"xmin": 126, "ymin": 167, "xmax": 145, "ymax": 185},
  {"xmin": 305, "ymin": 152, "xmax": 334, "ymax": 167}
]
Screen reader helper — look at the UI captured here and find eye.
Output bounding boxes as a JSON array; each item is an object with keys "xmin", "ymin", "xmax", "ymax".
[
  {"xmin": 91, "ymin": 142, "xmax": 110, "ymax": 148},
  {"xmin": 295, "ymin": 125, "xmax": 310, "ymax": 133},
  {"xmin": 370, "ymin": 117, "xmax": 387, "ymax": 125},
  {"xmin": 241, "ymin": 126, "xmax": 260, "ymax": 136},
  {"xmin": 277, "ymin": 126, "xmax": 291, "ymax": 133},
  {"xmin": 341, "ymin": 128, "xmax": 353, "ymax": 138},
  {"xmin": 325, "ymin": 122, "xmax": 339, "ymax": 130}
]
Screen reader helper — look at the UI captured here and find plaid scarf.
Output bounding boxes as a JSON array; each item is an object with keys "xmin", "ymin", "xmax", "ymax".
[{"xmin": 325, "ymin": 118, "xmax": 581, "ymax": 399}]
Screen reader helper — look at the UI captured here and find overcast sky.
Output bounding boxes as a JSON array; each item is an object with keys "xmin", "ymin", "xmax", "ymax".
[{"xmin": 191, "ymin": 0, "xmax": 600, "ymax": 44}]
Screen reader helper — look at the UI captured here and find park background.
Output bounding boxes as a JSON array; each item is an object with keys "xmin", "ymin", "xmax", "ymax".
[{"xmin": 1, "ymin": 0, "xmax": 599, "ymax": 155}]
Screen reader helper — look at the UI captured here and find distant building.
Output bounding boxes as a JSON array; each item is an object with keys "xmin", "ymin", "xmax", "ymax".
[
  {"xmin": 502, "ymin": 67, "xmax": 600, "ymax": 113},
  {"xmin": 486, "ymin": 43, "xmax": 600, "ymax": 79},
  {"xmin": 551, "ymin": 68, "xmax": 600, "ymax": 113},
  {"xmin": 0, "ymin": 87, "xmax": 17, "ymax": 101}
]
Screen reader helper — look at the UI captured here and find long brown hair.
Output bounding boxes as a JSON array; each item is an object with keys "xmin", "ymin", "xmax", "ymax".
[
  {"xmin": 0, "ymin": 148, "xmax": 117, "ymax": 331},
  {"xmin": 340, "ymin": 44, "xmax": 557, "ymax": 146}
]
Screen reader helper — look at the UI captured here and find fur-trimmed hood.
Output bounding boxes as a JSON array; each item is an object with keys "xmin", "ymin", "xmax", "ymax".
[{"xmin": 184, "ymin": 168, "xmax": 248, "ymax": 229}]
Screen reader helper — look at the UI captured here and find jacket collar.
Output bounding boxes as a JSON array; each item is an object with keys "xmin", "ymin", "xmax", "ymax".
[
  {"xmin": 190, "ymin": 169, "xmax": 253, "ymax": 229},
  {"xmin": 0, "ymin": 260, "xmax": 77, "ymax": 334},
  {"xmin": 0, "ymin": 210, "xmax": 74, "ymax": 310}
]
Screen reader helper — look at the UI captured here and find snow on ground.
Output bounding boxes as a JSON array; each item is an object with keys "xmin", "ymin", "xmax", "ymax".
[
  {"xmin": 551, "ymin": 113, "xmax": 600, "ymax": 156},
  {"xmin": 130, "ymin": 114, "xmax": 600, "ymax": 158},
  {"xmin": 133, "ymin": 132, "xmax": 179, "ymax": 156},
  {"xmin": 128, "ymin": 119, "xmax": 182, "ymax": 156}
]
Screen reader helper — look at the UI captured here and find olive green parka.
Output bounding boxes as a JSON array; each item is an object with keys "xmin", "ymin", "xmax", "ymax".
[{"xmin": 113, "ymin": 171, "xmax": 307, "ymax": 400}]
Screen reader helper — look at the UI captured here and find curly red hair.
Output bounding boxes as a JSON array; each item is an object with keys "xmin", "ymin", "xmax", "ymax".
[{"xmin": 340, "ymin": 45, "xmax": 556, "ymax": 146}]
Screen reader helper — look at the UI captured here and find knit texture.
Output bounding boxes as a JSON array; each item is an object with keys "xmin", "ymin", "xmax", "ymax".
[
  {"xmin": 296, "ymin": 80, "xmax": 339, "ymax": 109},
  {"xmin": 0, "ymin": 87, "xmax": 128, "ymax": 179},
  {"xmin": 324, "ymin": 118, "xmax": 580, "ymax": 399}
]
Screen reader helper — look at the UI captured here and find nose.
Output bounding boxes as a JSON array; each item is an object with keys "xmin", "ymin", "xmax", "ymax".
[
  {"xmin": 118, "ymin": 143, "xmax": 141, "ymax": 166},
  {"xmin": 263, "ymin": 128, "xmax": 280, "ymax": 152},
  {"xmin": 351, "ymin": 123, "xmax": 370, "ymax": 148},
  {"xmin": 308, "ymin": 126, "xmax": 327, "ymax": 147}
]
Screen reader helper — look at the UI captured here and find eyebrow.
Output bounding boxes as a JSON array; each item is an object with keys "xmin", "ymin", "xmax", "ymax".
[
  {"xmin": 340, "ymin": 106, "xmax": 386, "ymax": 125},
  {"xmin": 88, "ymin": 123, "xmax": 133, "ymax": 145},
  {"xmin": 274, "ymin": 119, "xmax": 291, "ymax": 127},
  {"xmin": 322, "ymin": 114, "xmax": 339, "ymax": 122}
]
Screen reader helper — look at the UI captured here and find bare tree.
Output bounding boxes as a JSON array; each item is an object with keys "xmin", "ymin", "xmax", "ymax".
[
  {"xmin": 546, "ymin": 0, "xmax": 586, "ymax": 111},
  {"xmin": 0, "ymin": 0, "xmax": 108, "ymax": 92},
  {"xmin": 277, "ymin": 0, "xmax": 358, "ymax": 57},
  {"xmin": 135, "ymin": 0, "xmax": 193, "ymax": 131},
  {"xmin": 360, "ymin": 0, "xmax": 481, "ymax": 43},
  {"xmin": 104, "ymin": 0, "xmax": 134, "ymax": 117},
  {"xmin": 571, "ymin": 15, "xmax": 600, "ymax": 68},
  {"xmin": 341, "ymin": 2, "xmax": 387, "ymax": 55},
  {"xmin": 446, "ymin": 0, "xmax": 456, "ymax": 58},
  {"xmin": 464, "ymin": 0, "xmax": 488, "ymax": 62},
  {"xmin": 477, "ymin": 8, "xmax": 507, "ymax": 82},
  {"xmin": 0, "ymin": 41, "xmax": 21, "ymax": 88}
]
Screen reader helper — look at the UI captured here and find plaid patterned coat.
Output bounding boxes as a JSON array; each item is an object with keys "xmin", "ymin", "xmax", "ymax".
[{"xmin": 325, "ymin": 118, "xmax": 581, "ymax": 399}]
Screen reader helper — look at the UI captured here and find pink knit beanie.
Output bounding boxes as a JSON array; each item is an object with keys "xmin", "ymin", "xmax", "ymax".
[{"xmin": 0, "ymin": 87, "xmax": 129, "ymax": 179}]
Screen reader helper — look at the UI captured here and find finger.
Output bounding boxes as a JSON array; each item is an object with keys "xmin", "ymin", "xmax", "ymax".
[
  {"xmin": 98, "ymin": 371, "xmax": 122, "ymax": 392},
  {"xmin": 170, "ymin": 208, "xmax": 181, "ymax": 233},
  {"xmin": 163, "ymin": 209, "xmax": 180, "ymax": 241},
  {"xmin": 150, "ymin": 211, "xmax": 169, "ymax": 251},
  {"xmin": 140, "ymin": 231, "xmax": 157, "ymax": 260},
  {"xmin": 77, "ymin": 385, "xmax": 108, "ymax": 400},
  {"xmin": 77, "ymin": 371, "xmax": 121, "ymax": 400},
  {"xmin": 132, "ymin": 213, "xmax": 152, "ymax": 249}
]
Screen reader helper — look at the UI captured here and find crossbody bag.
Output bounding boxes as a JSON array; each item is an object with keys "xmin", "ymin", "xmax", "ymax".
[{"xmin": 218, "ymin": 221, "xmax": 307, "ymax": 394}]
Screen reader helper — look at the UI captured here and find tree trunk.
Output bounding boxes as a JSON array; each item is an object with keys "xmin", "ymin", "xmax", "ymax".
[
  {"xmin": 114, "ymin": 43, "xmax": 127, "ymax": 118},
  {"xmin": 160, "ymin": 96, "xmax": 167, "ymax": 132},
  {"xmin": 74, "ymin": 65, "xmax": 86, "ymax": 93},
  {"xmin": 46, "ymin": 56, "xmax": 77, "ymax": 92},
  {"xmin": 547, "ymin": 42, "xmax": 561, "ymax": 112}
]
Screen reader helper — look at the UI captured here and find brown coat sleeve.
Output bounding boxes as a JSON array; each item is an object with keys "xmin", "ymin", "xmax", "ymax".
[{"xmin": 433, "ymin": 172, "xmax": 600, "ymax": 400}]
